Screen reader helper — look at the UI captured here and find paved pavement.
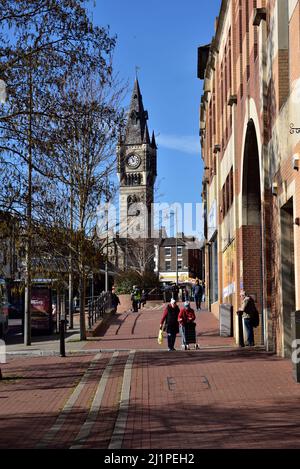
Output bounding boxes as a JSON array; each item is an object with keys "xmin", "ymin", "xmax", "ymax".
[{"xmin": 1, "ymin": 302, "xmax": 300, "ymax": 449}]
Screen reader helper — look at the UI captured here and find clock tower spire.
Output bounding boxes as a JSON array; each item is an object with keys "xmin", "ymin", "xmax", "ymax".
[
  {"xmin": 117, "ymin": 79, "xmax": 157, "ymax": 242},
  {"xmin": 125, "ymin": 78, "xmax": 149, "ymax": 145}
]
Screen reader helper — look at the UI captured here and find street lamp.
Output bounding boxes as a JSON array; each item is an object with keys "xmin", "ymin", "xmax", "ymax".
[
  {"xmin": 175, "ymin": 208, "xmax": 179, "ymax": 286},
  {"xmin": 105, "ymin": 207, "xmax": 109, "ymax": 292},
  {"xmin": 24, "ymin": 54, "xmax": 34, "ymax": 346},
  {"xmin": 105, "ymin": 172, "xmax": 109, "ymax": 292}
]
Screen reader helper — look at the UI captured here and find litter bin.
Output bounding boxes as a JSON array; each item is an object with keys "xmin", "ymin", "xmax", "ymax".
[
  {"xmin": 291, "ymin": 311, "xmax": 300, "ymax": 383},
  {"xmin": 219, "ymin": 304, "xmax": 233, "ymax": 337}
]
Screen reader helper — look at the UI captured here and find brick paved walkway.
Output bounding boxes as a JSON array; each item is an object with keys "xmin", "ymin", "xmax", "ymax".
[
  {"xmin": 84, "ymin": 302, "xmax": 235, "ymax": 350},
  {"xmin": 1, "ymin": 305, "xmax": 300, "ymax": 449}
]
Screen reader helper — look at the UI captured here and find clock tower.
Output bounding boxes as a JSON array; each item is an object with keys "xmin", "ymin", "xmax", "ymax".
[{"xmin": 117, "ymin": 79, "xmax": 157, "ymax": 240}]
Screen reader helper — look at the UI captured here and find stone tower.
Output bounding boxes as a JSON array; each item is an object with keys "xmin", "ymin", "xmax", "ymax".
[{"xmin": 117, "ymin": 79, "xmax": 157, "ymax": 239}]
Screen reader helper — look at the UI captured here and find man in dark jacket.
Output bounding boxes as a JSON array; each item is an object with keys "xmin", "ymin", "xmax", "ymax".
[
  {"xmin": 160, "ymin": 298, "xmax": 180, "ymax": 351},
  {"xmin": 238, "ymin": 291, "xmax": 256, "ymax": 346},
  {"xmin": 111, "ymin": 290, "xmax": 120, "ymax": 312},
  {"xmin": 193, "ymin": 280, "xmax": 203, "ymax": 311}
]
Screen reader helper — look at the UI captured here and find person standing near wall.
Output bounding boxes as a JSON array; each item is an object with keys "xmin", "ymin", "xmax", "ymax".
[{"xmin": 237, "ymin": 290, "xmax": 256, "ymax": 346}]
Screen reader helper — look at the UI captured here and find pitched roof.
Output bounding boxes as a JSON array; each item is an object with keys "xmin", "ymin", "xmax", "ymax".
[{"xmin": 160, "ymin": 238, "xmax": 186, "ymax": 247}]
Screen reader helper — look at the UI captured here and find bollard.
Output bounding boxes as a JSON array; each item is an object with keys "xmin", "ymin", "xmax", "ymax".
[{"xmin": 60, "ymin": 313, "xmax": 66, "ymax": 357}]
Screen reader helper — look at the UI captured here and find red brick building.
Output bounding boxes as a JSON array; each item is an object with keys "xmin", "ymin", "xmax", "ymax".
[{"xmin": 199, "ymin": 0, "xmax": 300, "ymax": 356}]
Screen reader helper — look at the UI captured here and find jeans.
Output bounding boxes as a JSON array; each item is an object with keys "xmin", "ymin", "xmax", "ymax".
[
  {"xmin": 243, "ymin": 318, "xmax": 254, "ymax": 346},
  {"xmin": 167, "ymin": 331, "xmax": 177, "ymax": 350}
]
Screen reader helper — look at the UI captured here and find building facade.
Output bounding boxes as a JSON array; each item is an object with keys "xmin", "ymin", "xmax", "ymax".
[
  {"xmin": 117, "ymin": 79, "xmax": 157, "ymax": 241},
  {"xmin": 199, "ymin": 0, "xmax": 300, "ymax": 356},
  {"xmin": 113, "ymin": 79, "xmax": 157, "ymax": 274},
  {"xmin": 158, "ymin": 236, "xmax": 203, "ymax": 284}
]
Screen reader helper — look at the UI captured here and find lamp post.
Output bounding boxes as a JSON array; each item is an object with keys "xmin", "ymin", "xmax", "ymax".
[
  {"xmin": 175, "ymin": 208, "xmax": 179, "ymax": 286},
  {"xmin": 68, "ymin": 172, "xmax": 74, "ymax": 329},
  {"xmin": 105, "ymin": 208, "xmax": 109, "ymax": 292},
  {"xmin": 105, "ymin": 172, "xmax": 109, "ymax": 292},
  {"xmin": 24, "ymin": 53, "xmax": 33, "ymax": 346},
  {"xmin": 0, "ymin": 80, "xmax": 7, "ymax": 378}
]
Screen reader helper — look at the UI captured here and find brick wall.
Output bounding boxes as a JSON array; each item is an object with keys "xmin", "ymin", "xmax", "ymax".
[
  {"xmin": 241, "ymin": 225, "xmax": 263, "ymax": 345},
  {"xmin": 200, "ymin": 0, "xmax": 300, "ymax": 354}
]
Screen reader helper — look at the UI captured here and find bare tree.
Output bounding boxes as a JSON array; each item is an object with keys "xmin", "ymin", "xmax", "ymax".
[
  {"xmin": 34, "ymin": 72, "xmax": 125, "ymax": 339},
  {"xmin": 0, "ymin": 0, "xmax": 122, "ymax": 344}
]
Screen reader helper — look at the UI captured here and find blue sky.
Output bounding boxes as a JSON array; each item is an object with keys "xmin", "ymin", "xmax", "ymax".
[{"xmin": 93, "ymin": 0, "xmax": 221, "ymax": 231}]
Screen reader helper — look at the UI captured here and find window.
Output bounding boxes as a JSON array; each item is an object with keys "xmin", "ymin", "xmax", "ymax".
[
  {"xmin": 177, "ymin": 246, "xmax": 183, "ymax": 257},
  {"xmin": 165, "ymin": 247, "xmax": 171, "ymax": 257},
  {"xmin": 177, "ymin": 260, "xmax": 183, "ymax": 270},
  {"xmin": 229, "ymin": 168, "xmax": 234, "ymax": 207},
  {"xmin": 165, "ymin": 260, "xmax": 171, "ymax": 271},
  {"xmin": 221, "ymin": 167, "xmax": 234, "ymax": 218},
  {"xmin": 209, "ymin": 236, "xmax": 218, "ymax": 303},
  {"xmin": 253, "ymin": 0, "xmax": 258, "ymax": 60}
]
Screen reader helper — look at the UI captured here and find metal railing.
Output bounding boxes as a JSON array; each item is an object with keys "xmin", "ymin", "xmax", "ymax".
[{"xmin": 87, "ymin": 292, "xmax": 112, "ymax": 329}]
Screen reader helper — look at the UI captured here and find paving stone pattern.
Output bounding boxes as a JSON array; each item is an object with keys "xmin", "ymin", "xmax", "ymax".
[{"xmin": 1, "ymin": 305, "xmax": 300, "ymax": 449}]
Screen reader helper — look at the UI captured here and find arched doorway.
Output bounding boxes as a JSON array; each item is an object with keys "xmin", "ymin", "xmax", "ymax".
[{"xmin": 241, "ymin": 120, "xmax": 263, "ymax": 344}]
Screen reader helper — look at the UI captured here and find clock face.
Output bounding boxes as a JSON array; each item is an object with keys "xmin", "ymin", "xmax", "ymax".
[{"xmin": 126, "ymin": 154, "xmax": 141, "ymax": 168}]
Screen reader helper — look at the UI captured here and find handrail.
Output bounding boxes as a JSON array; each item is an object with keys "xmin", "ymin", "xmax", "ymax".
[{"xmin": 87, "ymin": 292, "xmax": 112, "ymax": 329}]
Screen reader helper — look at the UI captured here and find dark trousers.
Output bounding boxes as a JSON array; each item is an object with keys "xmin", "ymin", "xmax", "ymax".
[
  {"xmin": 132, "ymin": 300, "xmax": 138, "ymax": 312},
  {"xmin": 167, "ymin": 331, "xmax": 177, "ymax": 350},
  {"xmin": 194, "ymin": 295, "xmax": 201, "ymax": 310}
]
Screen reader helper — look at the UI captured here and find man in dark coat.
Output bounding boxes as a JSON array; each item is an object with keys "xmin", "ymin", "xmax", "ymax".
[
  {"xmin": 193, "ymin": 280, "xmax": 203, "ymax": 311},
  {"xmin": 238, "ymin": 290, "xmax": 256, "ymax": 346},
  {"xmin": 160, "ymin": 298, "xmax": 180, "ymax": 351}
]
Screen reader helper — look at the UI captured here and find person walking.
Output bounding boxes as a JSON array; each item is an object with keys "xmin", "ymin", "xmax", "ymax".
[
  {"xmin": 178, "ymin": 301, "xmax": 196, "ymax": 349},
  {"xmin": 193, "ymin": 280, "xmax": 203, "ymax": 311},
  {"xmin": 141, "ymin": 289, "xmax": 148, "ymax": 307},
  {"xmin": 172, "ymin": 284, "xmax": 179, "ymax": 301},
  {"xmin": 160, "ymin": 298, "xmax": 180, "ymax": 351},
  {"xmin": 238, "ymin": 290, "xmax": 256, "ymax": 346},
  {"xmin": 131, "ymin": 286, "xmax": 141, "ymax": 312},
  {"xmin": 184, "ymin": 286, "xmax": 190, "ymax": 302},
  {"xmin": 111, "ymin": 288, "xmax": 120, "ymax": 312}
]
